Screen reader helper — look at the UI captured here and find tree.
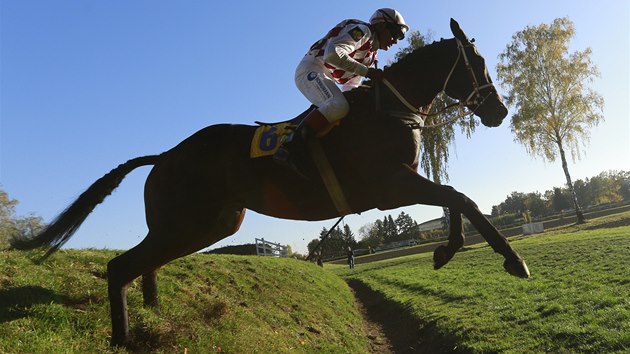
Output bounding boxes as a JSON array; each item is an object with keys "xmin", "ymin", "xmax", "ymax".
[
  {"xmin": 0, "ymin": 187, "xmax": 45, "ymax": 247},
  {"xmin": 548, "ymin": 187, "xmax": 571, "ymax": 213},
  {"xmin": 491, "ymin": 205, "xmax": 501, "ymax": 217},
  {"xmin": 497, "ymin": 17, "xmax": 604, "ymax": 223},
  {"xmin": 502, "ymin": 191, "xmax": 527, "ymax": 215},
  {"xmin": 523, "ymin": 192, "xmax": 547, "ymax": 218},
  {"xmin": 591, "ymin": 171, "xmax": 624, "ymax": 204},
  {"xmin": 357, "ymin": 222, "xmax": 384, "ymax": 250},
  {"xmin": 342, "ymin": 224, "xmax": 357, "ymax": 248},
  {"xmin": 612, "ymin": 171, "xmax": 630, "ymax": 201},
  {"xmin": 306, "ymin": 238, "xmax": 320, "ymax": 255},
  {"xmin": 307, "ymin": 226, "xmax": 347, "ymax": 259},
  {"xmin": 0, "ymin": 189, "xmax": 18, "ymax": 246},
  {"xmin": 571, "ymin": 171, "xmax": 630, "ymax": 207},
  {"xmin": 382, "ymin": 215, "xmax": 397, "ymax": 242},
  {"xmin": 394, "ymin": 211, "xmax": 418, "ymax": 240}
]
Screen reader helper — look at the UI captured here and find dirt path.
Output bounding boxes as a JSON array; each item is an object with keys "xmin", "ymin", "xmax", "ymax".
[
  {"xmin": 348, "ymin": 279, "xmax": 436, "ymax": 353},
  {"xmin": 348, "ymin": 280, "xmax": 395, "ymax": 353}
]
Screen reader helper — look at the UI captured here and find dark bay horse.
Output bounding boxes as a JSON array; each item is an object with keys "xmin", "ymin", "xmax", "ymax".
[{"xmin": 12, "ymin": 19, "xmax": 529, "ymax": 346}]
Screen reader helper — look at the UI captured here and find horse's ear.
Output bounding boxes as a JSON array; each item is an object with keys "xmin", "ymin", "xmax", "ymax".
[{"xmin": 450, "ymin": 18, "xmax": 470, "ymax": 44}]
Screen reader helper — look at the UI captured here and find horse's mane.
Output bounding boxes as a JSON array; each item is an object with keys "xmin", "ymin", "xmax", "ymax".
[
  {"xmin": 385, "ymin": 38, "xmax": 453, "ymax": 75},
  {"xmin": 343, "ymin": 38, "xmax": 455, "ymax": 114}
]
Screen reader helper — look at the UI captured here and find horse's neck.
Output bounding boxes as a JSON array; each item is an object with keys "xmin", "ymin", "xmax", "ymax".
[{"xmin": 384, "ymin": 39, "xmax": 455, "ymax": 108}]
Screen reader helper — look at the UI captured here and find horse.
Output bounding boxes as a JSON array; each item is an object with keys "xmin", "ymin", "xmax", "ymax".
[{"xmin": 11, "ymin": 19, "xmax": 530, "ymax": 346}]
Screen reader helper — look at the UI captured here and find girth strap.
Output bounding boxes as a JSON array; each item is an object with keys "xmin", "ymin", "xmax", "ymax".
[{"xmin": 308, "ymin": 139, "xmax": 352, "ymax": 215}]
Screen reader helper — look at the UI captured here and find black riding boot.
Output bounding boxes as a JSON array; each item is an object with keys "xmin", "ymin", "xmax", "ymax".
[
  {"xmin": 274, "ymin": 108, "xmax": 329, "ymax": 176},
  {"xmin": 273, "ymin": 120, "xmax": 315, "ymax": 176}
]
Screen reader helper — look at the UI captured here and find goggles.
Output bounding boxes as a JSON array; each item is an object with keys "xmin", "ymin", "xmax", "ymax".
[{"xmin": 388, "ymin": 23, "xmax": 406, "ymax": 40}]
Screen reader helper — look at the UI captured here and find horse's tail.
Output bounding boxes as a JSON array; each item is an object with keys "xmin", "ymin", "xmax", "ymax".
[{"xmin": 10, "ymin": 155, "xmax": 161, "ymax": 259}]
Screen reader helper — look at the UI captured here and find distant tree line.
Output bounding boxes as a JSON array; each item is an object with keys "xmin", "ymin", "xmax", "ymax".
[
  {"xmin": 490, "ymin": 170, "xmax": 630, "ymax": 226},
  {"xmin": 306, "ymin": 211, "xmax": 420, "ymax": 259}
]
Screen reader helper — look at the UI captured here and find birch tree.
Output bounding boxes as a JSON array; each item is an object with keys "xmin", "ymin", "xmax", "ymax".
[{"xmin": 496, "ymin": 17, "xmax": 604, "ymax": 223}]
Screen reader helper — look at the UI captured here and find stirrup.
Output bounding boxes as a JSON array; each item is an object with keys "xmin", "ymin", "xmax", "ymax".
[{"xmin": 272, "ymin": 146, "xmax": 291, "ymax": 165}]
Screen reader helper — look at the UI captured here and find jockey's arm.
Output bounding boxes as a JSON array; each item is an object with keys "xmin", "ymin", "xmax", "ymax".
[{"xmin": 323, "ymin": 24, "xmax": 371, "ymax": 77}]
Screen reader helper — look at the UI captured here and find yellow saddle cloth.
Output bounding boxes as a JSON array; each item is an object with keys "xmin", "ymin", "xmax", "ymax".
[{"xmin": 250, "ymin": 122, "xmax": 294, "ymax": 158}]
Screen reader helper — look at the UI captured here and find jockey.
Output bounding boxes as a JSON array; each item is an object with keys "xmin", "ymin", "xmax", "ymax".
[{"xmin": 274, "ymin": 8, "xmax": 409, "ymax": 174}]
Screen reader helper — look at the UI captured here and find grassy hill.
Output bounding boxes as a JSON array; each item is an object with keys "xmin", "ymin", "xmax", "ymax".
[
  {"xmin": 0, "ymin": 251, "xmax": 369, "ymax": 353},
  {"xmin": 2, "ymin": 211, "xmax": 629, "ymax": 353},
  {"xmin": 333, "ymin": 212, "xmax": 630, "ymax": 353}
]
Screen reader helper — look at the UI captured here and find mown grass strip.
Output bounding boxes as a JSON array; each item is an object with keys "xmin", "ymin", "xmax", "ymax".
[{"xmin": 334, "ymin": 213, "xmax": 630, "ymax": 353}]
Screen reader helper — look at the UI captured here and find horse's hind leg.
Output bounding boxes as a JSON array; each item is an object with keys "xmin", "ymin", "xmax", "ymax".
[
  {"xmin": 107, "ymin": 236, "xmax": 167, "ymax": 346},
  {"xmin": 138, "ymin": 206, "xmax": 246, "ymax": 310},
  {"xmin": 108, "ymin": 235, "xmax": 201, "ymax": 346},
  {"xmin": 107, "ymin": 206, "xmax": 246, "ymax": 346},
  {"xmin": 108, "ymin": 234, "xmax": 194, "ymax": 346},
  {"xmin": 433, "ymin": 209, "xmax": 464, "ymax": 269},
  {"xmin": 107, "ymin": 233, "xmax": 189, "ymax": 346},
  {"xmin": 142, "ymin": 270, "xmax": 159, "ymax": 308}
]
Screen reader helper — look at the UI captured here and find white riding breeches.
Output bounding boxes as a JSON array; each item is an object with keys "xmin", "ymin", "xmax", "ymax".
[{"xmin": 295, "ymin": 57, "xmax": 350, "ymax": 123}]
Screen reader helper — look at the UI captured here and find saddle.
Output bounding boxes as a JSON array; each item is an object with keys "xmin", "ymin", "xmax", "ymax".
[
  {"xmin": 249, "ymin": 85, "xmax": 377, "ymax": 159},
  {"xmin": 250, "ymin": 105, "xmax": 352, "ymax": 214}
]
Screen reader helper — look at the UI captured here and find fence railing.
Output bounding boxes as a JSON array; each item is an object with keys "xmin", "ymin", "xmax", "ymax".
[{"xmin": 255, "ymin": 238, "xmax": 288, "ymax": 257}]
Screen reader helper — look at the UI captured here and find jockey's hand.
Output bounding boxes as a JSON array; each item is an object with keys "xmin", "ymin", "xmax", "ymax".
[{"xmin": 366, "ymin": 68, "xmax": 384, "ymax": 81}]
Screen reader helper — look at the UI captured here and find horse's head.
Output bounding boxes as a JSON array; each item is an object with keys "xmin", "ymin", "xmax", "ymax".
[{"xmin": 444, "ymin": 19, "xmax": 507, "ymax": 127}]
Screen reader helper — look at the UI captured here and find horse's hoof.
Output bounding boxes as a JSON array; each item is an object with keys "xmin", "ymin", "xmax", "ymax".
[
  {"xmin": 503, "ymin": 258, "xmax": 530, "ymax": 278},
  {"xmin": 110, "ymin": 333, "xmax": 128, "ymax": 348},
  {"xmin": 433, "ymin": 245, "xmax": 455, "ymax": 270}
]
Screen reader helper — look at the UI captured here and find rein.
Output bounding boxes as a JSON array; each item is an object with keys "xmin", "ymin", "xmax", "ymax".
[
  {"xmin": 305, "ymin": 216, "xmax": 345, "ymax": 261},
  {"xmin": 381, "ymin": 39, "xmax": 494, "ymax": 129}
]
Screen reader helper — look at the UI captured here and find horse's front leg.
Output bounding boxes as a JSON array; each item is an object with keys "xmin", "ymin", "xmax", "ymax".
[
  {"xmin": 378, "ymin": 165, "xmax": 530, "ymax": 278},
  {"xmin": 433, "ymin": 208, "xmax": 464, "ymax": 269}
]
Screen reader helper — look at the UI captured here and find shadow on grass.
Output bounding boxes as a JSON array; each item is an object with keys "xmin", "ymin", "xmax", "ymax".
[
  {"xmin": 348, "ymin": 279, "xmax": 469, "ymax": 354},
  {"xmin": 0, "ymin": 285, "xmax": 67, "ymax": 323},
  {"xmin": 0, "ymin": 285, "xmax": 102, "ymax": 323}
]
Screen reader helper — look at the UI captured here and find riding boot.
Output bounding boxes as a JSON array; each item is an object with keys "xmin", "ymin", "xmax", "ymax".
[{"xmin": 273, "ymin": 109, "xmax": 329, "ymax": 176}]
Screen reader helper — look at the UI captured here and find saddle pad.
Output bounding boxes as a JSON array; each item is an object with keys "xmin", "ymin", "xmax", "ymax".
[{"xmin": 250, "ymin": 123, "xmax": 294, "ymax": 158}]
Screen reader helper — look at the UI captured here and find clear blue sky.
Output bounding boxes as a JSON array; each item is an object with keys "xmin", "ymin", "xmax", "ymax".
[{"xmin": 1, "ymin": 1, "xmax": 628, "ymax": 254}]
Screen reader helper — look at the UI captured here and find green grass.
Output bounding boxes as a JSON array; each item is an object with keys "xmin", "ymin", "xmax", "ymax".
[
  {"xmin": 0, "ymin": 251, "xmax": 369, "ymax": 353},
  {"xmin": 2, "ymin": 212, "xmax": 629, "ymax": 353},
  {"xmin": 334, "ymin": 212, "xmax": 630, "ymax": 353}
]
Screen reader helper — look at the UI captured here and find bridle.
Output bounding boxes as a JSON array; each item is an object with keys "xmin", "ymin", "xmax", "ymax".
[{"xmin": 381, "ymin": 38, "xmax": 496, "ymax": 128}]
